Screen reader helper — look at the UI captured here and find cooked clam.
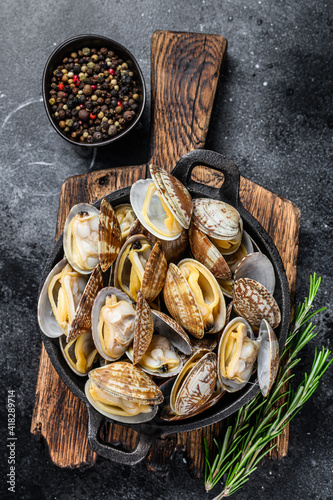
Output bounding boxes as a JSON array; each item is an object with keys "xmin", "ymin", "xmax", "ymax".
[
  {"xmin": 130, "ymin": 164, "xmax": 193, "ymax": 241},
  {"xmin": 217, "ymin": 317, "xmax": 279, "ymax": 396},
  {"xmin": 218, "ymin": 317, "xmax": 259, "ymax": 392},
  {"xmin": 59, "ymin": 330, "xmax": 97, "ymax": 376},
  {"xmin": 114, "ymin": 235, "xmax": 167, "ymax": 302},
  {"xmin": 91, "ymin": 287, "xmax": 136, "ymax": 361},
  {"xmin": 63, "ymin": 203, "xmax": 100, "ymax": 274},
  {"xmin": 164, "ymin": 259, "xmax": 226, "ymax": 338},
  {"xmin": 169, "ymin": 350, "xmax": 217, "ymax": 416},
  {"xmin": 85, "ymin": 362, "xmax": 164, "ymax": 423},
  {"xmin": 192, "ymin": 198, "xmax": 243, "ymax": 255},
  {"xmin": 38, "ymin": 258, "xmax": 88, "ymax": 338}
]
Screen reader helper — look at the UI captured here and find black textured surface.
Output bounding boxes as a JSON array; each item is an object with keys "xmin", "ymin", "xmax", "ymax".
[{"xmin": 1, "ymin": 1, "xmax": 332, "ymax": 499}]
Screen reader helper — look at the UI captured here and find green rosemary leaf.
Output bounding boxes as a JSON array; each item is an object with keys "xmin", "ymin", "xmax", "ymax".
[{"xmin": 204, "ymin": 274, "xmax": 332, "ymax": 498}]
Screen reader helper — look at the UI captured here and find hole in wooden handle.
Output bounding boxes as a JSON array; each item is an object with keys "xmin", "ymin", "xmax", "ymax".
[{"xmin": 191, "ymin": 165, "xmax": 225, "ymax": 189}]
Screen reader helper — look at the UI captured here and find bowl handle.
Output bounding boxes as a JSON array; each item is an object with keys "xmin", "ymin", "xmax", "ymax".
[
  {"xmin": 171, "ymin": 149, "xmax": 240, "ymax": 207},
  {"xmin": 88, "ymin": 407, "xmax": 153, "ymax": 465}
]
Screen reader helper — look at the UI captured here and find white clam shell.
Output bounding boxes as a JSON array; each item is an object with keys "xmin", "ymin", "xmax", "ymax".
[
  {"xmin": 257, "ymin": 319, "xmax": 279, "ymax": 397},
  {"xmin": 63, "ymin": 203, "xmax": 100, "ymax": 274},
  {"xmin": 217, "ymin": 317, "xmax": 256, "ymax": 393},
  {"xmin": 38, "ymin": 258, "xmax": 88, "ymax": 338},
  {"xmin": 130, "ymin": 179, "xmax": 182, "ymax": 241},
  {"xmin": 234, "ymin": 252, "xmax": 276, "ymax": 295},
  {"xmin": 85, "ymin": 379, "xmax": 158, "ymax": 423},
  {"xmin": 91, "ymin": 286, "xmax": 135, "ymax": 362}
]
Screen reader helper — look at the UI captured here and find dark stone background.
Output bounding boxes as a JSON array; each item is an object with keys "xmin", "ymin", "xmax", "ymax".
[{"xmin": 1, "ymin": 0, "xmax": 332, "ymax": 499}]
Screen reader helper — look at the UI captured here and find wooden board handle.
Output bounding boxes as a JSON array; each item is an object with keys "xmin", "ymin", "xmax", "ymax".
[{"xmin": 149, "ymin": 30, "xmax": 227, "ymax": 171}]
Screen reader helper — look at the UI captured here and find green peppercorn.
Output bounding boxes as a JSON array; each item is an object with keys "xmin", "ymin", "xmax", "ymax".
[
  {"xmin": 66, "ymin": 119, "xmax": 73, "ymax": 127},
  {"xmin": 82, "ymin": 47, "xmax": 91, "ymax": 56},
  {"xmin": 91, "ymin": 54, "xmax": 99, "ymax": 62},
  {"xmin": 49, "ymin": 97, "xmax": 56, "ymax": 105},
  {"xmin": 87, "ymin": 62, "xmax": 95, "ymax": 69}
]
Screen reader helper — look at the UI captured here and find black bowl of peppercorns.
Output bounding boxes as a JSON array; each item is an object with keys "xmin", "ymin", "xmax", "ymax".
[{"xmin": 43, "ymin": 34, "xmax": 146, "ymax": 146}]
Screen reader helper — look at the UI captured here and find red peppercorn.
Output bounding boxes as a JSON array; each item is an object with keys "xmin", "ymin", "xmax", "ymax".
[
  {"xmin": 108, "ymin": 68, "xmax": 115, "ymax": 75},
  {"xmin": 80, "ymin": 104, "xmax": 84, "ymax": 108},
  {"xmin": 91, "ymin": 85, "xmax": 97, "ymax": 90},
  {"xmin": 117, "ymin": 100, "xmax": 123, "ymax": 108},
  {"xmin": 58, "ymin": 83, "xmax": 64, "ymax": 90},
  {"xmin": 90, "ymin": 113, "xmax": 96, "ymax": 120}
]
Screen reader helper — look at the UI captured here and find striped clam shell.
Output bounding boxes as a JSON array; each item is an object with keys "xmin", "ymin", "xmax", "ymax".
[
  {"xmin": 132, "ymin": 291, "xmax": 154, "ymax": 365},
  {"xmin": 163, "ymin": 263, "xmax": 204, "ymax": 338},
  {"xmin": 149, "ymin": 164, "xmax": 193, "ymax": 229},
  {"xmin": 170, "ymin": 350, "xmax": 217, "ymax": 416},
  {"xmin": 233, "ymin": 278, "xmax": 281, "ymax": 329},
  {"xmin": 67, "ymin": 264, "xmax": 104, "ymax": 342},
  {"xmin": 88, "ymin": 361, "xmax": 164, "ymax": 403},
  {"xmin": 192, "ymin": 198, "xmax": 241, "ymax": 241},
  {"xmin": 98, "ymin": 198, "xmax": 122, "ymax": 272},
  {"xmin": 189, "ymin": 222, "xmax": 232, "ymax": 280},
  {"xmin": 141, "ymin": 240, "xmax": 167, "ymax": 303}
]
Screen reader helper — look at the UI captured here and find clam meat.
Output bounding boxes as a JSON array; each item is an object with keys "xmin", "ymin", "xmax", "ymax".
[
  {"xmin": 92, "ymin": 287, "xmax": 136, "ymax": 362},
  {"xmin": 64, "ymin": 203, "xmax": 100, "ymax": 274},
  {"xmin": 60, "ymin": 330, "xmax": 97, "ymax": 376}
]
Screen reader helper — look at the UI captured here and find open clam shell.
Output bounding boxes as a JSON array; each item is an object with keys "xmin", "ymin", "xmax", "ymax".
[
  {"xmin": 233, "ymin": 278, "xmax": 281, "ymax": 329},
  {"xmin": 59, "ymin": 330, "xmax": 98, "ymax": 376},
  {"xmin": 192, "ymin": 198, "xmax": 243, "ymax": 254},
  {"xmin": 257, "ymin": 319, "xmax": 279, "ymax": 397},
  {"xmin": 114, "ymin": 235, "xmax": 167, "ymax": 303},
  {"xmin": 98, "ymin": 198, "xmax": 122, "ymax": 273},
  {"xmin": 163, "ymin": 263, "xmax": 205, "ymax": 338},
  {"xmin": 85, "ymin": 362, "xmax": 163, "ymax": 423},
  {"xmin": 177, "ymin": 259, "xmax": 226, "ymax": 335},
  {"xmin": 189, "ymin": 223, "xmax": 232, "ymax": 280},
  {"xmin": 63, "ymin": 203, "xmax": 100, "ymax": 274},
  {"xmin": 170, "ymin": 350, "xmax": 217, "ymax": 416},
  {"xmin": 217, "ymin": 317, "xmax": 258, "ymax": 392},
  {"xmin": 38, "ymin": 258, "xmax": 88, "ymax": 338},
  {"xmin": 91, "ymin": 286, "xmax": 136, "ymax": 362},
  {"xmin": 130, "ymin": 164, "xmax": 193, "ymax": 241},
  {"xmin": 234, "ymin": 252, "xmax": 275, "ymax": 295}
]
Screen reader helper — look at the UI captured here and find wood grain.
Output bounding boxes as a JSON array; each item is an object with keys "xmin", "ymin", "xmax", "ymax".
[{"xmin": 31, "ymin": 30, "xmax": 300, "ymax": 475}]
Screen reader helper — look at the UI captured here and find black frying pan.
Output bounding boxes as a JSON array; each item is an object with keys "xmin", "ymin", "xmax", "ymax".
[{"xmin": 39, "ymin": 149, "xmax": 290, "ymax": 465}]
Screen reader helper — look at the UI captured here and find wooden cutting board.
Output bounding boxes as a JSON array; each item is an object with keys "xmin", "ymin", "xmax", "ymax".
[{"xmin": 31, "ymin": 30, "xmax": 300, "ymax": 476}]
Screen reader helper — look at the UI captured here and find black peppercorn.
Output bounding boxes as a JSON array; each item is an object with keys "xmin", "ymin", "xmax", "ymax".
[
  {"xmin": 78, "ymin": 109, "xmax": 89, "ymax": 121},
  {"xmin": 86, "ymin": 101, "xmax": 93, "ymax": 110},
  {"xmin": 93, "ymin": 131, "xmax": 102, "ymax": 141}
]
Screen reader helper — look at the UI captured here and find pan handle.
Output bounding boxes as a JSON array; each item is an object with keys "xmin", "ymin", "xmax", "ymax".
[
  {"xmin": 88, "ymin": 407, "xmax": 153, "ymax": 465},
  {"xmin": 171, "ymin": 149, "xmax": 240, "ymax": 207}
]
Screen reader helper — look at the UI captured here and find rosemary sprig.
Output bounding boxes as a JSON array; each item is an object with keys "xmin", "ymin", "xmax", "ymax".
[{"xmin": 204, "ymin": 274, "xmax": 332, "ymax": 498}]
